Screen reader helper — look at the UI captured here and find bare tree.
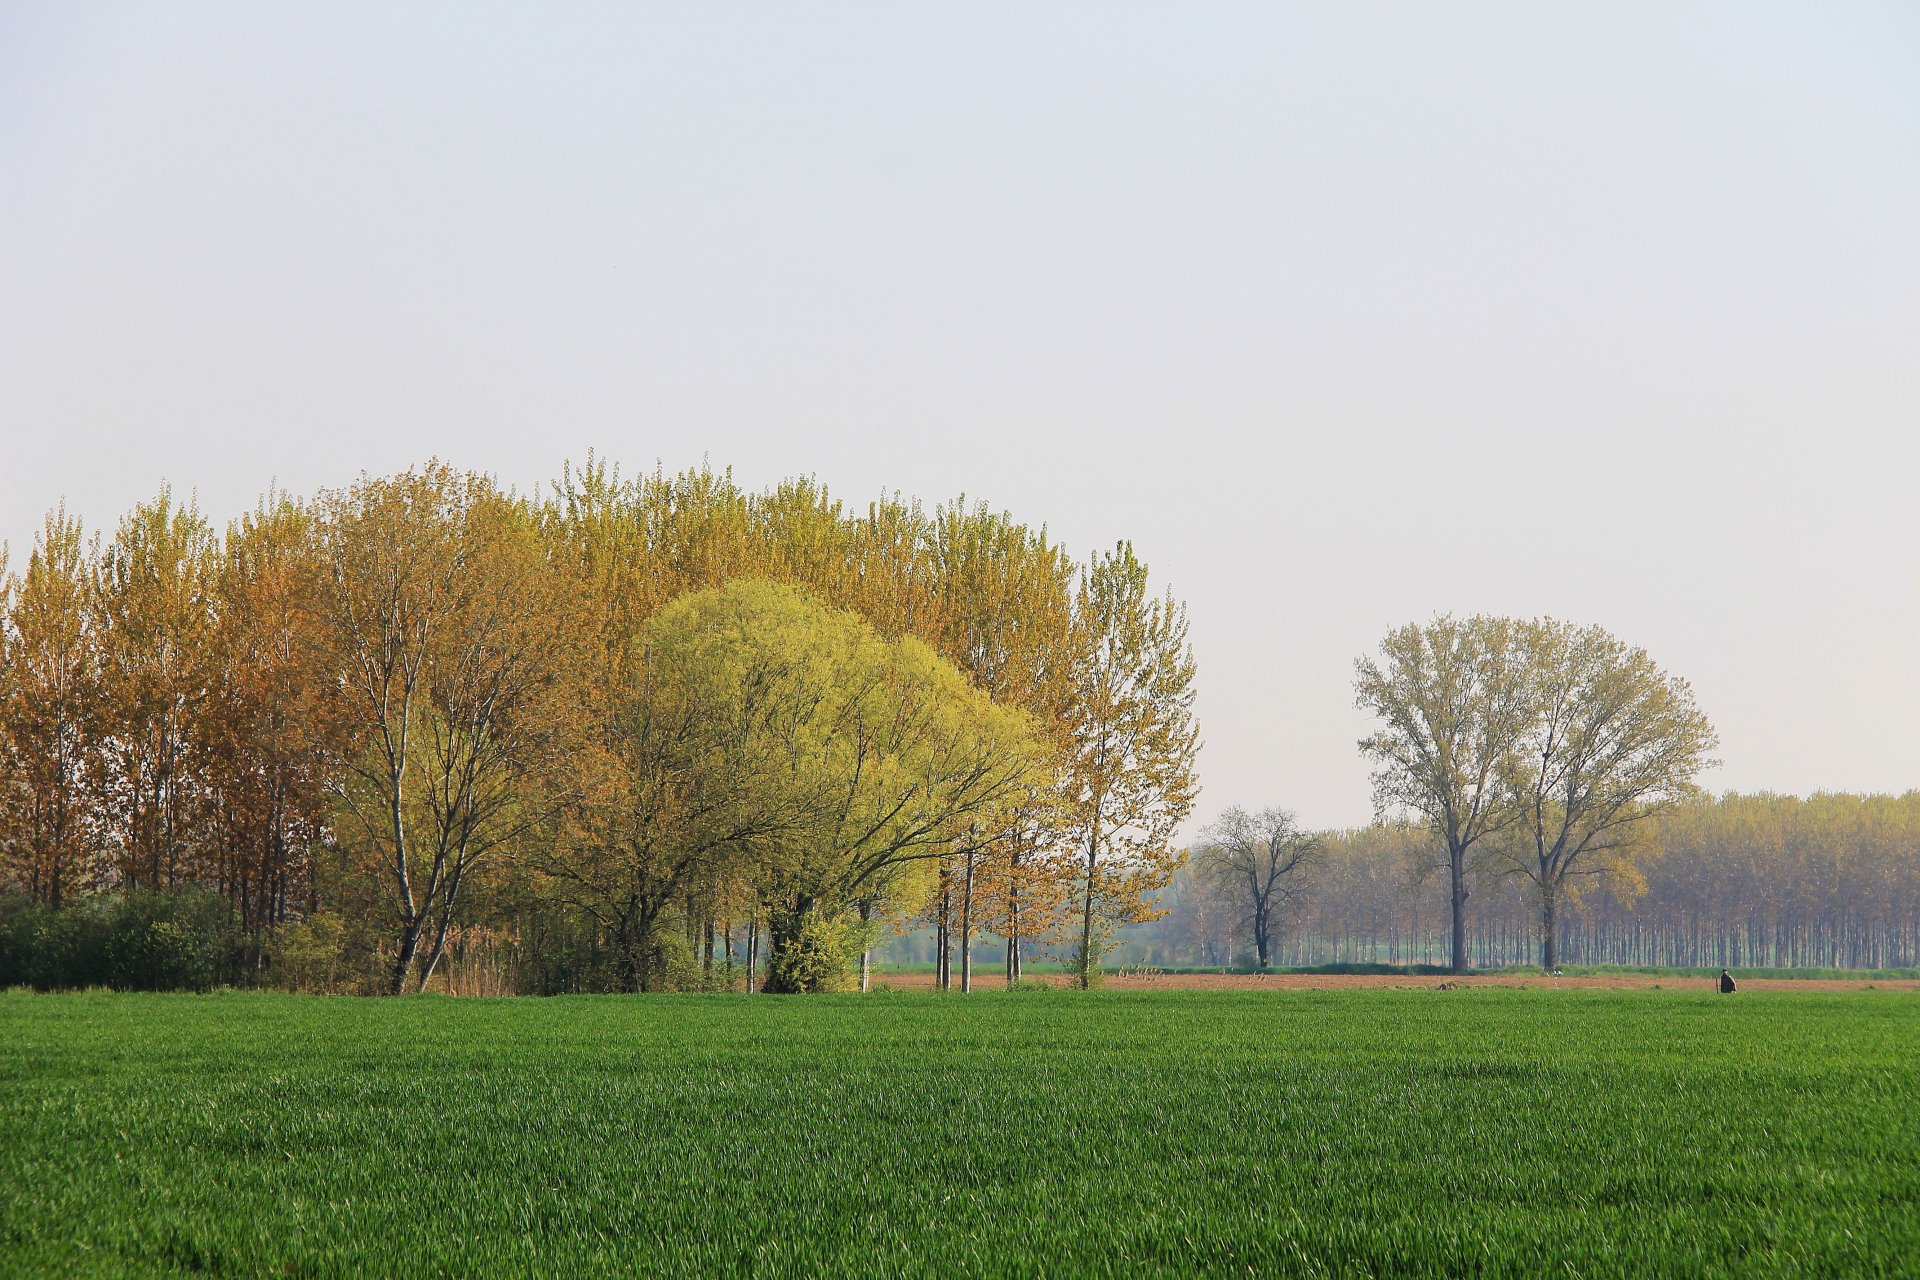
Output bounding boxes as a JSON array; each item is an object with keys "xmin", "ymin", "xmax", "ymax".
[{"xmin": 1194, "ymin": 805, "xmax": 1319, "ymax": 969}]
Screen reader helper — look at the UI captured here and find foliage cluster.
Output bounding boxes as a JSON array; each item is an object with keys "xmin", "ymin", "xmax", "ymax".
[{"xmin": 0, "ymin": 460, "xmax": 1200, "ymax": 994}]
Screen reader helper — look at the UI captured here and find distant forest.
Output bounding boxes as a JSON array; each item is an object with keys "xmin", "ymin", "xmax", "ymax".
[
  {"xmin": 1, "ymin": 461, "xmax": 1913, "ymax": 993},
  {"xmin": 1124, "ymin": 792, "xmax": 1920, "ymax": 973}
]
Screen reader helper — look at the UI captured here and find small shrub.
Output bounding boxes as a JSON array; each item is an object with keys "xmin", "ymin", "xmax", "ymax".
[
  {"xmin": 268, "ymin": 913, "xmax": 350, "ymax": 993},
  {"xmin": 763, "ymin": 911, "xmax": 859, "ymax": 993}
]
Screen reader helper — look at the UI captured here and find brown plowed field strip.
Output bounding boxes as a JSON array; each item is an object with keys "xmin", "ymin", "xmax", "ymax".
[{"xmin": 873, "ymin": 970, "xmax": 1920, "ymax": 993}]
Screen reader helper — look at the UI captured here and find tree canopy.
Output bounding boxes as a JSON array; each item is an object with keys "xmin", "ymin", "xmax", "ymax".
[{"xmin": 0, "ymin": 460, "xmax": 1194, "ymax": 994}]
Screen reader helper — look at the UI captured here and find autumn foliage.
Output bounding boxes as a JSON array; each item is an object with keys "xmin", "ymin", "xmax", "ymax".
[{"xmin": 0, "ymin": 460, "xmax": 1200, "ymax": 992}]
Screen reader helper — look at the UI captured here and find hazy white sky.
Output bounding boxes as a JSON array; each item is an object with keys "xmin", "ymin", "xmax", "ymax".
[{"xmin": 3, "ymin": 3, "xmax": 1917, "ymax": 830}]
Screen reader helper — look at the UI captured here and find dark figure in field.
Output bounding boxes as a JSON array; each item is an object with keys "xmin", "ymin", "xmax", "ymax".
[{"xmin": 1719, "ymin": 969, "xmax": 1737, "ymax": 994}]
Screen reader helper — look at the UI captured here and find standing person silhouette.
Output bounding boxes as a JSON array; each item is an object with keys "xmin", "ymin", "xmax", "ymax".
[{"xmin": 1719, "ymin": 968, "xmax": 1737, "ymax": 994}]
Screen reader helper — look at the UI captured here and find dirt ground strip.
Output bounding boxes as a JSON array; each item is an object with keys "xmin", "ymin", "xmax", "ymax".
[{"xmin": 873, "ymin": 970, "xmax": 1920, "ymax": 993}]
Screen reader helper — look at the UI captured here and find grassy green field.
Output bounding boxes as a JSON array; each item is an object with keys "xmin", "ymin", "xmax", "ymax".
[{"xmin": 3, "ymin": 988, "xmax": 1916, "ymax": 1278}]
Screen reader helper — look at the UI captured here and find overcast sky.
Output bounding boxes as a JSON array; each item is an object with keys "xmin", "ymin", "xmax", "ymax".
[{"xmin": 3, "ymin": 3, "xmax": 1917, "ymax": 831}]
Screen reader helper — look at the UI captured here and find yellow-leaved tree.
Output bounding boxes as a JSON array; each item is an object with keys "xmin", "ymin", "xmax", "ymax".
[
  {"xmin": 1062, "ymin": 543, "xmax": 1201, "ymax": 988},
  {"xmin": 0, "ymin": 509, "xmax": 100, "ymax": 906},
  {"xmin": 637, "ymin": 579, "xmax": 1042, "ymax": 993},
  {"xmin": 92, "ymin": 488, "xmax": 218, "ymax": 891},
  {"xmin": 313, "ymin": 465, "xmax": 577, "ymax": 994}
]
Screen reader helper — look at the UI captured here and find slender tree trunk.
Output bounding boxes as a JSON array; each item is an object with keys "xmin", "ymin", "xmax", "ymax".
[
  {"xmin": 1541, "ymin": 882, "xmax": 1559, "ymax": 972},
  {"xmin": 1006, "ymin": 847, "xmax": 1021, "ymax": 988},
  {"xmin": 960, "ymin": 851, "xmax": 975, "ymax": 994},
  {"xmin": 1448, "ymin": 846, "xmax": 1469, "ymax": 975},
  {"xmin": 416, "ymin": 911, "xmax": 455, "ymax": 993},
  {"xmin": 745, "ymin": 913, "xmax": 758, "ymax": 995},
  {"xmin": 1079, "ymin": 821, "xmax": 1100, "ymax": 989},
  {"xmin": 858, "ymin": 898, "xmax": 872, "ymax": 993},
  {"xmin": 937, "ymin": 871, "xmax": 951, "ymax": 990},
  {"xmin": 390, "ymin": 916, "xmax": 425, "ymax": 996}
]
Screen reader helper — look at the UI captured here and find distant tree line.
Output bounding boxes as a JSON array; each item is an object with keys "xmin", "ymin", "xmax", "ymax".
[
  {"xmin": 1159, "ymin": 615, "xmax": 1909, "ymax": 976},
  {"xmin": 0, "ymin": 460, "xmax": 1198, "ymax": 993},
  {"xmin": 1149, "ymin": 792, "xmax": 1920, "ymax": 972}
]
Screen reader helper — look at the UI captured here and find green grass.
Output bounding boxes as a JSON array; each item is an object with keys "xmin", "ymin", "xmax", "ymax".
[
  {"xmin": 1487, "ymin": 963, "xmax": 1920, "ymax": 982},
  {"xmin": 883, "ymin": 959, "xmax": 1920, "ymax": 979},
  {"xmin": 2, "ymin": 988, "xmax": 1916, "ymax": 1278}
]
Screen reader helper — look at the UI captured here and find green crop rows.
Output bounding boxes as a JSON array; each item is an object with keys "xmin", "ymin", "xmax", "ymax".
[{"xmin": 2, "ymin": 988, "xmax": 1916, "ymax": 1277}]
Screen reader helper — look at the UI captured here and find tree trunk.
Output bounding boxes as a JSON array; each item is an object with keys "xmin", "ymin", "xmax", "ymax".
[
  {"xmin": 745, "ymin": 913, "xmax": 759, "ymax": 994},
  {"xmin": 960, "ymin": 851, "xmax": 975, "ymax": 994},
  {"xmin": 858, "ymin": 898, "xmax": 872, "ymax": 993},
  {"xmin": 390, "ymin": 915, "xmax": 425, "ymax": 996},
  {"xmin": 763, "ymin": 894, "xmax": 839, "ymax": 993},
  {"xmin": 1006, "ymin": 847, "xmax": 1021, "ymax": 988},
  {"xmin": 1448, "ymin": 847, "xmax": 1469, "ymax": 975},
  {"xmin": 1078, "ymin": 822, "xmax": 1099, "ymax": 989},
  {"xmin": 1541, "ymin": 882, "xmax": 1559, "ymax": 972},
  {"xmin": 937, "ymin": 872, "xmax": 952, "ymax": 990},
  {"xmin": 416, "ymin": 875, "xmax": 466, "ymax": 994}
]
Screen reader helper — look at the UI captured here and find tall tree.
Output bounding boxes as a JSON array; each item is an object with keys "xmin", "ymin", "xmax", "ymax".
[
  {"xmin": 1355, "ymin": 615, "xmax": 1533, "ymax": 974},
  {"xmin": 1194, "ymin": 805, "xmax": 1320, "ymax": 969},
  {"xmin": 0, "ymin": 510, "xmax": 101, "ymax": 906},
  {"xmin": 315, "ymin": 466, "xmax": 571, "ymax": 994},
  {"xmin": 93, "ymin": 489, "xmax": 218, "ymax": 890},
  {"xmin": 1062, "ymin": 543, "xmax": 1201, "ymax": 988},
  {"xmin": 202, "ymin": 496, "xmax": 341, "ymax": 931},
  {"xmin": 925, "ymin": 498, "xmax": 1076, "ymax": 988},
  {"xmin": 1506, "ymin": 619, "xmax": 1718, "ymax": 970}
]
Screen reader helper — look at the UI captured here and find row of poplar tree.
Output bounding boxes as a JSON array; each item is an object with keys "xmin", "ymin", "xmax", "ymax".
[
  {"xmin": 0, "ymin": 460, "xmax": 1199, "ymax": 993},
  {"xmin": 1156, "ymin": 792, "xmax": 1920, "ymax": 973}
]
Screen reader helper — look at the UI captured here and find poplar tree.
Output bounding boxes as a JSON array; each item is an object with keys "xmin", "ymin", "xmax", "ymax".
[
  {"xmin": 0, "ymin": 510, "xmax": 102, "ymax": 906},
  {"xmin": 93, "ymin": 489, "xmax": 218, "ymax": 890},
  {"xmin": 201, "ymin": 496, "xmax": 341, "ymax": 930},
  {"xmin": 1062, "ymin": 543, "xmax": 1200, "ymax": 988}
]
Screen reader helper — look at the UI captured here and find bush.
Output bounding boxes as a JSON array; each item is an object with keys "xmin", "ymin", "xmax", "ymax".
[
  {"xmin": 267, "ymin": 913, "xmax": 350, "ymax": 993},
  {"xmin": 763, "ymin": 911, "xmax": 859, "ymax": 994},
  {"xmin": 0, "ymin": 889, "xmax": 248, "ymax": 992},
  {"xmin": 1066, "ymin": 927, "xmax": 1110, "ymax": 989},
  {"xmin": 642, "ymin": 927, "xmax": 703, "ymax": 993}
]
